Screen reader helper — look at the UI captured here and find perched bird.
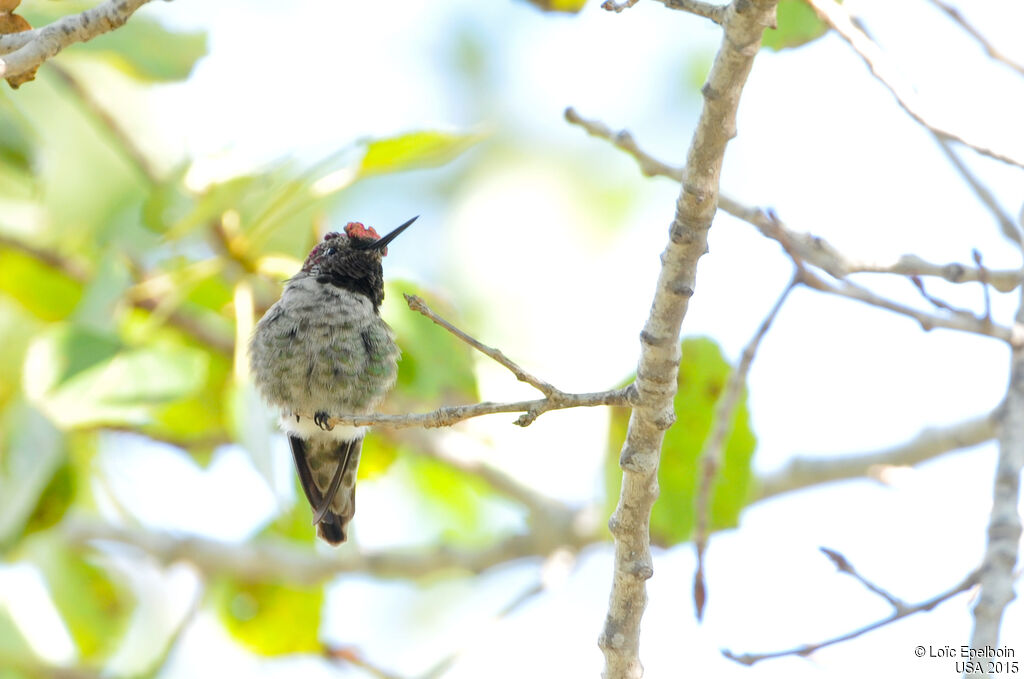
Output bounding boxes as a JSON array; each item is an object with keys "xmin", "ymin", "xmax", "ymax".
[{"xmin": 249, "ymin": 217, "xmax": 415, "ymax": 544}]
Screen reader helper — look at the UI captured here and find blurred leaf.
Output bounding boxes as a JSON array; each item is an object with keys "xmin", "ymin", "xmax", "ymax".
[
  {"xmin": 21, "ymin": 4, "xmax": 207, "ymax": 82},
  {"xmin": 359, "ymin": 435, "xmax": 399, "ymax": 481},
  {"xmin": 0, "ymin": 98, "xmax": 35, "ymax": 173},
  {"xmin": 358, "ymin": 130, "xmax": 482, "ymax": 179},
  {"xmin": 141, "ymin": 163, "xmax": 191, "ymax": 232},
  {"xmin": 216, "ymin": 579, "xmax": 323, "ymax": 656},
  {"xmin": 382, "ymin": 281, "xmax": 478, "ymax": 407},
  {"xmin": 0, "ymin": 249, "xmax": 83, "ymax": 321},
  {"xmin": 520, "ymin": 0, "xmax": 588, "ymax": 12},
  {"xmin": 0, "ymin": 607, "xmax": 32, "ymax": 664},
  {"xmin": 605, "ymin": 337, "xmax": 756, "ymax": 546},
  {"xmin": 26, "ymin": 537, "xmax": 131, "ymax": 660},
  {"xmin": 23, "ymin": 323, "xmax": 208, "ymax": 428},
  {"xmin": 0, "ymin": 402, "xmax": 64, "ymax": 548},
  {"xmin": 0, "ymin": 300, "xmax": 41, "ymax": 410},
  {"xmin": 762, "ymin": 0, "xmax": 829, "ymax": 51},
  {"xmin": 404, "ymin": 453, "xmax": 500, "ymax": 543},
  {"xmin": 21, "ymin": 461, "xmax": 74, "ymax": 536}
]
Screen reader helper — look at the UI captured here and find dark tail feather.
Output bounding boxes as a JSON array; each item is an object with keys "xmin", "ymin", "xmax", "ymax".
[{"xmin": 288, "ymin": 435, "xmax": 361, "ymax": 545}]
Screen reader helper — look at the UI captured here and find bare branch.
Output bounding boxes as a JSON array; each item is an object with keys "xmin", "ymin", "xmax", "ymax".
[
  {"xmin": 598, "ymin": 1, "xmax": 777, "ymax": 677},
  {"xmin": 932, "ymin": 134, "xmax": 1022, "ymax": 247},
  {"xmin": 819, "ymin": 547, "xmax": 908, "ymax": 611},
  {"xmin": 404, "ymin": 294, "xmax": 560, "ymax": 397},
  {"xmin": 723, "ymin": 569, "xmax": 980, "ymax": 666},
  {"xmin": 321, "ymin": 387, "xmax": 632, "ymax": 430},
  {"xmin": 797, "ymin": 264, "xmax": 1016, "ymax": 343},
  {"xmin": 650, "ymin": 0, "xmax": 727, "ymax": 24},
  {"xmin": 805, "ymin": 0, "xmax": 1024, "ymax": 170},
  {"xmin": 0, "ymin": 0, "xmax": 157, "ymax": 83},
  {"xmin": 601, "ymin": 0, "xmax": 641, "ymax": 13},
  {"xmin": 63, "ymin": 519, "xmax": 597, "ymax": 585},
  {"xmin": 970, "ymin": 290, "xmax": 1024, "ymax": 650},
  {"xmin": 565, "ymin": 107, "xmax": 683, "ymax": 181},
  {"xmin": 755, "ymin": 411, "xmax": 998, "ymax": 501},
  {"xmin": 926, "ymin": 0, "xmax": 1024, "ymax": 79},
  {"xmin": 564, "ymin": 108, "xmax": 1024, "ymax": 292},
  {"xmin": 693, "ymin": 274, "xmax": 796, "ymax": 620}
]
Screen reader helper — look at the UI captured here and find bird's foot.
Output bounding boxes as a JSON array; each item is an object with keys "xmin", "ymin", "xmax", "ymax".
[{"xmin": 314, "ymin": 411, "xmax": 334, "ymax": 431}]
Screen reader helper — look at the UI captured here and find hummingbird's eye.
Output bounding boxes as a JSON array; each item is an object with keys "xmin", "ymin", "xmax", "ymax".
[{"xmin": 324, "ymin": 246, "xmax": 337, "ymax": 256}]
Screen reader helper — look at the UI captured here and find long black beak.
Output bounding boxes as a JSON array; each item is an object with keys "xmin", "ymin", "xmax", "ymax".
[{"xmin": 365, "ymin": 215, "xmax": 418, "ymax": 251}]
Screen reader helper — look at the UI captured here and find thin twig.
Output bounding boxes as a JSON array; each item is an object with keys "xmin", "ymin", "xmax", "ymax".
[
  {"xmin": 805, "ymin": 0, "xmax": 1024, "ymax": 170},
  {"xmin": 322, "ymin": 387, "xmax": 632, "ymax": 430},
  {"xmin": 404, "ymin": 294, "xmax": 561, "ymax": 397},
  {"xmin": 693, "ymin": 274, "xmax": 796, "ymax": 620},
  {"xmin": 602, "ymin": 0, "xmax": 640, "ymax": 13},
  {"xmin": 926, "ymin": 0, "xmax": 1024, "ymax": 79},
  {"xmin": 320, "ymin": 295, "xmax": 633, "ymax": 431},
  {"xmin": 819, "ymin": 547, "xmax": 907, "ymax": 612},
  {"xmin": 564, "ymin": 108, "xmax": 1024, "ymax": 291},
  {"xmin": 755, "ymin": 410, "xmax": 999, "ymax": 501},
  {"xmin": 797, "ymin": 266, "xmax": 1015, "ymax": 344},
  {"xmin": 909, "ymin": 275, "xmax": 972, "ymax": 315},
  {"xmin": 723, "ymin": 569, "xmax": 980, "ymax": 665},
  {"xmin": 0, "ymin": 0, "xmax": 157, "ymax": 81},
  {"xmin": 974, "ymin": 250, "xmax": 993, "ymax": 323},
  {"xmin": 652, "ymin": 0, "xmax": 727, "ymax": 24},
  {"xmin": 932, "ymin": 134, "xmax": 1022, "ymax": 247}
]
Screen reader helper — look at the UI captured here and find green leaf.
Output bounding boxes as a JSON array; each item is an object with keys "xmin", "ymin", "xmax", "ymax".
[
  {"xmin": 762, "ymin": 0, "xmax": 830, "ymax": 51},
  {"xmin": 0, "ymin": 402, "xmax": 64, "ymax": 548},
  {"xmin": 403, "ymin": 453, "xmax": 502, "ymax": 544},
  {"xmin": 357, "ymin": 130, "xmax": 483, "ymax": 178},
  {"xmin": 21, "ymin": 4, "xmax": 207, "ymax": 82},
  {"xmin": 382, "ymin": 281, "xmax": 478, "ymax": 408},
  {"xmin": 215, "ymin": 579, "xmax": 323, "ymax": 656},
  {"xmin": 605, "ymin": 337, "xmax": 757, "ymax": 547},
  {"xmin": 23, "ymin": 324, "xmax": 208, "ymax": 428},
  {"xmin": 0, "ymin": 249, "xmax": 82, "ymax": 321},
  {"xmin": 25, "ymin": 537, "xmax": 131, "ymax": 660},
  {"xmin": 522, "ymin": 0, "xmax": 588, "ymax": 12}
]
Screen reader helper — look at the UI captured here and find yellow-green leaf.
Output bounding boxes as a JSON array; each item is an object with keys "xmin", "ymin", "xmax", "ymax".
[
  {"xmin": 216, "ymin": 579, "xmax": 323, "ymax": 656},
  {"xmin": 358, "ymin": 130, "xmax": 483, "ymax": 178},
  {"xmin": 762, "ymin": 0, "xmax": 829, "ymax": 51},
  {"xmin": 605, "ymin": 337, "xmax": 757, "ymax": 546}
]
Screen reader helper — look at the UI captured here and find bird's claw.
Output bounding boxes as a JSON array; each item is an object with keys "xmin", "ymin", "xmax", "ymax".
[{"xmin": 314, "ymin": 411, "xmax": 333, "ymax": 431}]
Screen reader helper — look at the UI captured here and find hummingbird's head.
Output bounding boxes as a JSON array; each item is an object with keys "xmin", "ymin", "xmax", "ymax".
[{"xmin": 299, "ymin": 216, "xmax": 417, "ymax": 309}]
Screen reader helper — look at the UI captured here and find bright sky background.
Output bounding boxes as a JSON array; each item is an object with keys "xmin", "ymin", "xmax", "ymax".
[{"xmin": 5, "ymin": 0, "xmax": 1024, "ymax": 677}]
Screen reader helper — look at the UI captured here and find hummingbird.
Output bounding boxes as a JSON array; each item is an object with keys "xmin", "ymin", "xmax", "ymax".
[{"xmin": 249, "ymin": 217, "xmax": 415, "ymax": 545}]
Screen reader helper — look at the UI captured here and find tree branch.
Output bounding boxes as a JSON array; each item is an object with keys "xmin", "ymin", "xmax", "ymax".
[
  {"xmin": 969, "ymin": 289, "xmax": 1024, "ymax": 652},
  {"xmin": 62, "ymin": 519, "xmax": 596, "ymax": 585},
  {"xmin": 565, "ymin": 108, "xmax": 1024, "ymax": 293},
  {"xmin": 319, "ymin": 295, "xmax": 634, "ymax": 430},
  {"xmin": 755, "ymin": 410, "xmax": 999, "ymax": 501},
  {"xmin": 805, "ymin": 0, "xmax": 1024, "ymax": 170},
  {"xmin": 931, "ymin": 133, "xmax": 1022, "ymax": 247},
  {"xmin": 693, "ymin": 273, "xmax": 796, "ymax": 619},
  {"xmin": 597, "ymin": 1, "xmax": 777, "ymax": 677},
  {"xmin": 0, "ymin": 0, "xmax": 157, "ymax": 82},
  {"xmin": 650, "ymin": 0, "xmax": 727, "ymax": 24},
  {"xmin": 926, "ymin": 0, "xmax": 1024, "ymax": 79},
  {"xmin": 723, "ymin": 557, "xmax": 980, "ymax": 666}
]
